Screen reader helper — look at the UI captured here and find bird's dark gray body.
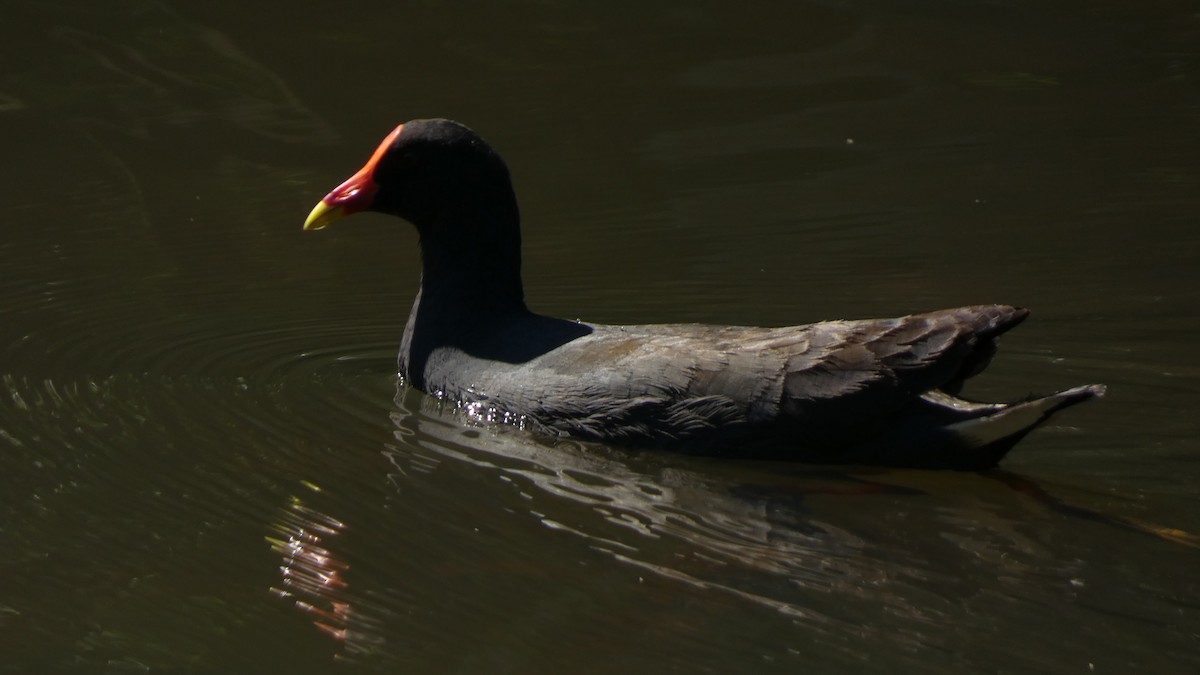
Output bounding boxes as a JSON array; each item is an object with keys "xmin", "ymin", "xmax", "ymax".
[
  {"xmin": 308, "ymin": 118, "xmax": 1104, "ymax": 470},
  {"xmin": 400, "ymin": 293, "xmax": 1100, "ymax": 469}
]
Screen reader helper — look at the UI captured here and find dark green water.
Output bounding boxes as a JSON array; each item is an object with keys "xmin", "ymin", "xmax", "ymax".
[{"xmin": 2, "ymin": 1, "xmax": 1198, "ymax": 672}]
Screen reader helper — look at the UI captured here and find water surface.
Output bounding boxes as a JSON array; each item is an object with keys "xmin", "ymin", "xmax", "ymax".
[{"xmin": 2, "ymin": 1, "xmax": 1198, "ymax": 672}]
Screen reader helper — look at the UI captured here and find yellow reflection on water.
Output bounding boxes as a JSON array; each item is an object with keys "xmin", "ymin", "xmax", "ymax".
[{"xmin": 267, "ymin": 490, "xmax": 351, "ymax": 642}]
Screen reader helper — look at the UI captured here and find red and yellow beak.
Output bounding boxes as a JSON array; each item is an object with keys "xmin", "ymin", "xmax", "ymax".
[{"xmin": 303, "ymin": 123, "xmax": 405, "ymax": 231}]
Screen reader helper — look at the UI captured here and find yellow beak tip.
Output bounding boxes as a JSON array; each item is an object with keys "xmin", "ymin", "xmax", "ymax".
[{"xmin": 304, "ymin": 201, "xmax": 345, "ymax": 231}]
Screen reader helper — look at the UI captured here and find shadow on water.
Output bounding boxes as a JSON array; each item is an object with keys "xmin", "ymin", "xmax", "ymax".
[{"xmin": 267, "ymin": 383, "xmax": 1198, "ymax": 671}]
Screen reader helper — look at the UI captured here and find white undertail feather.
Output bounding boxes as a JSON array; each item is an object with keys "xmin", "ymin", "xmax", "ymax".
[{"xmin": 943, "ymin": 384, "xmax": 1107, "ymax": 450}]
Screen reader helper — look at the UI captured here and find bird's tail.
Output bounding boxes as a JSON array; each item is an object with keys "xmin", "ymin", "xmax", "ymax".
[{"xmin": 943, "ymin": 384, "xmax": 1107, "ymax": 468}]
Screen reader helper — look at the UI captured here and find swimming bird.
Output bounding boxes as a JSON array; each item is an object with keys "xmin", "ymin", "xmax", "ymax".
[{"xmin": 304, "ymin": 119, "xmax": 1103, "ymax": 469}]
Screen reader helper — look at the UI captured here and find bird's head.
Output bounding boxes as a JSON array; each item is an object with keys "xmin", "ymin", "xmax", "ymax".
[{"xmin": 304, "ymin": 119, "xmax": 516, "ymax": 235}]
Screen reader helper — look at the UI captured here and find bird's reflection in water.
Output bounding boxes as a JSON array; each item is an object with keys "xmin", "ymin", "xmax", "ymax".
[
  {"xmin": 385, "ymin": 385, "xmax": 945, "ymax": 629},
  {"xmin": 386, "ymin": 382, "xmax": 1198, "ymax": 598},
  {"xmin": 270, "ymin": 383, "xmax": 1196, "ymax": 666}
]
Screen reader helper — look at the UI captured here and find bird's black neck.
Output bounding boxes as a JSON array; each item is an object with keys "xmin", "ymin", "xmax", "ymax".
[
  {"xmin": 416, "ymin": 199, "xmax": 527, "ymax": 318},
  {"xmin": 399, "ymin": 197, "xmax": 531, "ymax": 388}
]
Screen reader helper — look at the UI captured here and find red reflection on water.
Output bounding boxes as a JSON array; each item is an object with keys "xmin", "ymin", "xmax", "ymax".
[{"xmin": 268, "ymin": 496, "xmax": 351, "ymax": 642}]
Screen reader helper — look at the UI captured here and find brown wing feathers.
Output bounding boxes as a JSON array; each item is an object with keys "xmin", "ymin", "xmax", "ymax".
[{"xmin": 781, "ymin": 305, "xmax": 1029, "ymax": 425}]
